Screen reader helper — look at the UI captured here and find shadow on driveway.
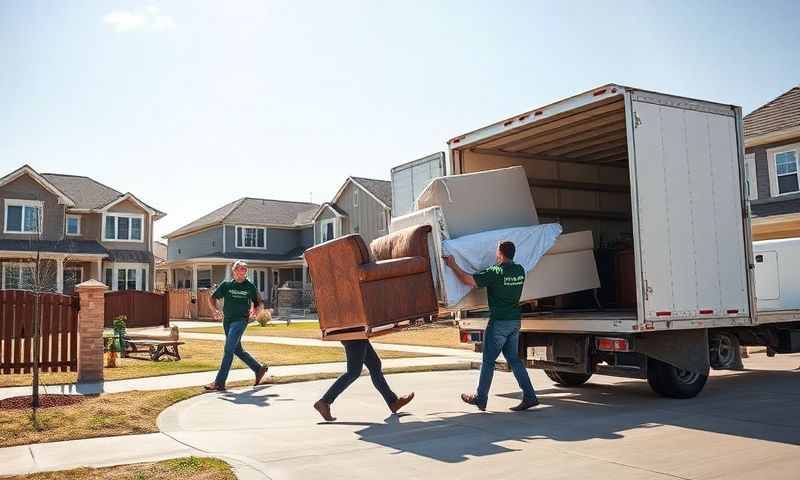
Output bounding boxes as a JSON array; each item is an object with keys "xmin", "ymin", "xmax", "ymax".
[{"xmin": 327, "ymin": 368, "xmax": 800, "ymax": 463}]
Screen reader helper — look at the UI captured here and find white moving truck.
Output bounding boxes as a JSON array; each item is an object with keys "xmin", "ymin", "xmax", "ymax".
[{"xmin": 418, "ymin": 84, "xmax": 799, "ymax": 398}]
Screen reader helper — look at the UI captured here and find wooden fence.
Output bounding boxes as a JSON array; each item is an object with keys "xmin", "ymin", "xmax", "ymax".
[
  {"xmin": 168, "ymin": 289, "xmax": 192, "ymax": 320},
  {"xmin": 105, "ymin": 290, "xmax": 169, "ymax": 328},
  {"xmin": 196, "ymin": 289, "xmax": 215, "ymax": 319},
  {"xmin": 1, "ymin": 290, "xmax": 79, "ymax": 374},
  {"xmin": 167, "ymin": 288, "xmax": 217, "ymax": 320}
]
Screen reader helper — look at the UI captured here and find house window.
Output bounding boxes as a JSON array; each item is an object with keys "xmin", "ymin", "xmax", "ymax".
[
  {"xmin": 235, "ymin": 226, "xmax": 266, "ymax": 249},
  {"xmin": 353, "ymin": 190, "xmax": 359, "ymax": 207},
  {"xmin": 104, "ymin": 214, "xmax": 144, "ymax": 242},
  {"xmin": 775, "ymin": 151, "xmax": 799, "ymax": 195},
  {"xmin": 63, "ymin": 267, "xmax": 83, "ymax": 295},
  {"xmin": 320, "ymin": 219, "xmax": 335, "ymax": 243},
  {"xmin": 2, "ymin": 263, "xmax": 35, "ymax": 290},
  {"xmin": 66, "ymin": 215, "xmax": 81, "ymax": 236},
  {"xmin": 109, "ymin": 263, "xmax": 148, "ymax": 291},
  {"xmin": 117, "ymin": 268, "xmax": 138, "ymax": 291},
  {"xmin": 377, "ymin": 212, "xmax": 386, "ymax": 232},
  {"xmin": 4, "ymin": 200, "xmax": 42, "ymax": 234},
  {"xmin": 197, "ymin": 269, "xmax": 212, "ymax": 289}
]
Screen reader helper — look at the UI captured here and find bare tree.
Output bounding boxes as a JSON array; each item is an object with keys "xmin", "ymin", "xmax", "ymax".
[{"xmin": 10, "ymin": 209, "xmax": 76, "ymax": 410}]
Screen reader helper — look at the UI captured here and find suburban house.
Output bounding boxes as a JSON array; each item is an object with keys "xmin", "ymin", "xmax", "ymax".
[
  {"xmin": 153, "ymin": 240, "xmax": 168, "ymax": 291},
  {"xmin": 744, "ymin": 85, "xmax": 800, "ymax": 240},
  {"xmin": 0, "ymin": 165, "xmax": 166, "ymax": 294},
  {"xmin": 162, "ymin": 197, "xmax": 318, "ymax": 306},
  {"xmin": 313, "ymin": 176, "xmax": 392, "ymax": 247}
]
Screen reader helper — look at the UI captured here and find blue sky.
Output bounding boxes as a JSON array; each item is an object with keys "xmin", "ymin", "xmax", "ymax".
[{"xmin": 1, "ymin": 1, "xmax": 799, "ymax": 239}]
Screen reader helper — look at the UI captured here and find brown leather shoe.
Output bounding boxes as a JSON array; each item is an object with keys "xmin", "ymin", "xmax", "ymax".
[
  {"xmin": 314, "ymin": 400, "xmax": 336, "ymax": 422},
  {"xmin": 389, "ymin": 392, "xmax": 415, "ymax": 414},
  {"xmin": 203, "ymin": 382, "xmax": 225, "ymax": 391},
  {"xmin": 509, "ymin": 397, "xmax": 540, "ymax": 412},
  {"xmin": 255, "ymin": 365, "xmax": 269, "ymax": 386},
  {"xmin": 461, "ymin": 393, "xmax": 486, "ymax": 411}
]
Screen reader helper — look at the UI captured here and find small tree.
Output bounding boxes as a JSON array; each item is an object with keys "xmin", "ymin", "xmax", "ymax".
[{"xmin": 12, "ymin": 209, "xmax": 77, "ymax": 410}]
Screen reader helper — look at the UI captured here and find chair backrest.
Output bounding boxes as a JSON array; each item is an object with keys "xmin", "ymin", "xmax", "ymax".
[{"xmin": 371, "ymin": 225, "xmax": 432, "ymax": 261}]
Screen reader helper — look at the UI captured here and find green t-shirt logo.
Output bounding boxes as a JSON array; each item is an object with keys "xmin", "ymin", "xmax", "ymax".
[
  {"xmin": 472, "ymin": 262, "xmax": 526, "ymax": 321},
  {"xmin": 212, "ymin": 279, "xmax": 260, "ymax": 322}
]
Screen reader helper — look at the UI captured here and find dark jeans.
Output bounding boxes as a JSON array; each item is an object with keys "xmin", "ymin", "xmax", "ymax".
[
  {"xmin": 476, "ymin": 319, "xmax": 537, "ymax": 407},
  {"xmin": 322, "ymin": 339, "xmax": 398, "ymax": 406},
  {"xmin": 214, "ymin": 319, "xmax": 262, "ymax": 386}
]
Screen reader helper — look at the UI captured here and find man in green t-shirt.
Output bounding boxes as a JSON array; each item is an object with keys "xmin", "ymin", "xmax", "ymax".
[
  {"xmin": 444, "ymin": 241, "xmax": 538, "ymax": 411},
  {"xmin": 203, "ymin": 260, "xmax": 269, "ymax": 391}
]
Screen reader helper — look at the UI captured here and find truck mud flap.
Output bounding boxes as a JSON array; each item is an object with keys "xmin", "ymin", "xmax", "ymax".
[{"xmin": 635, "ymin": 329, "xmax": 710, "ymax": 374}]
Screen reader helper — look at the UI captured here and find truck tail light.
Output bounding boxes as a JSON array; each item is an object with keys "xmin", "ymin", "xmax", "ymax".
[
  {"xmin": 727, "ymin": 309, "xmax": 739, "ymax": 314},
  {"xmin": 596, "ymin": 337, "xmax": 630, "ymax": 352},
  {"xmin": 593, "ymin": 88, "xmax": 608, "ymax": 96},
  {"xmin": 460, "ymin": 331, "xmax": 482, "ymax": 344},
  {"xmin": 699, "ymin": 309, "xmax": 714, "ymax": 315},
  {"xmin": 656, "ymin": 311, "xmax": 671, "ymax": 317}
]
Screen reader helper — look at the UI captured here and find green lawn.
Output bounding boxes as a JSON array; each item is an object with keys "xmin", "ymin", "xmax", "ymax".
[
  {"xmin": 0, "ymin": 339, "xmax": 428, "ymax": 388},
  {"xmin": 184, "ymin": 322, "xmax": 472, "ymax": 349}
]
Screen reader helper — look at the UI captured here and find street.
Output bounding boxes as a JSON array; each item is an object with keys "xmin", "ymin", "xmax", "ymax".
[{"xmin": 158, "ymin": 352, "xmax": 800, "ymax": 480}]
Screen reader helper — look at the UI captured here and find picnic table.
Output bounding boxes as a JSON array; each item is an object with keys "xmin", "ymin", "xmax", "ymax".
[{"xmin": 125, "ymin": 338, "xmax": 185, "ymax": 361}]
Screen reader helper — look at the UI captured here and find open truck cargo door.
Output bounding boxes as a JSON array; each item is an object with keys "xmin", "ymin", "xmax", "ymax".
[
  {"xmin": 628, "ymin": 91, "xmax": 752, "ymax": 324},
  {"xmin": 391, "ymin": 152, "xmax": 446, "ymax": 218}
]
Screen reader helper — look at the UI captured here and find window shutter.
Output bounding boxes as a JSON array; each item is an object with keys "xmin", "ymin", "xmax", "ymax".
[{"xmin": 236, "ymin": 227, "xmax": 243, "ymax": 247}]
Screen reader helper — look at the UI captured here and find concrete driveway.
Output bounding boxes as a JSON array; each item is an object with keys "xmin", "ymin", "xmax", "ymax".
[{"xmin": 158, "ymin": 353, "xmax": 800, "ymax": 480}]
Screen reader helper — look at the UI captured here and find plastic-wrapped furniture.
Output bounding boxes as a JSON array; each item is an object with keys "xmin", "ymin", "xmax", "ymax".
[
  {"xmin": 304, "ymin": 225, "xmax": 438, "ymax": 340},
  {"xmin": 390, "ymin": 166, "xmax": 601, "ymax": 310}
]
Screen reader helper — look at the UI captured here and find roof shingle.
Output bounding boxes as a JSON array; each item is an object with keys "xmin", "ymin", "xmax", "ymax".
[
  {"xmin": 744, "ymin": 86, "xmax": 800, "ymax": 138},
  {"xmin": 166, "ymin": 197, "xmax": 318, "ymax": 238},
  {"xmin": 351, "ymin": 177, "xmax": 392, "ymax": 207}
]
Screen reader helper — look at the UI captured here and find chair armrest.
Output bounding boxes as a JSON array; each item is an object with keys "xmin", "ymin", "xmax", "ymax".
[{"xmin": 359, "ymin": 257, "xmax": 428, "ymax": 283}]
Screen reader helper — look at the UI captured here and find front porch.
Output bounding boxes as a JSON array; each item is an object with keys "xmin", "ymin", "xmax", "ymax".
[
  {"xmin": 162, "ymin": 258, "xmax": 309, "ymax": 307},
  {"xmin": 0, "ymin": 251, "xmax": 107, "ymax": 294}
]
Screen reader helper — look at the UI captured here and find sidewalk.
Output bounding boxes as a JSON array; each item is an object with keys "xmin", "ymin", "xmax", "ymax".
[
  {"xmin": 0, "ymin": 356, "xmax": 472, "ymax": 400},
  {"xmin": 0, "ymin": 433, "xmax": 271, "ymax": 479},
  {"xmin": 181, "ymin": 331, "xmax": 482, "ymax": 359}
]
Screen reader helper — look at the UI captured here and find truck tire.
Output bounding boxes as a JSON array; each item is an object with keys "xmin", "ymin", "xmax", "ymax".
[
  {"xmin": 709, "ymin": 332, "xmax": 743, "ymax": 370},
  {"xmin": 544, "ymin": 370, "xmax": 592, "ymax": 386},
  {"xmin": 647, "ymin": 358, "xmax": 708, "ymax": 399}
]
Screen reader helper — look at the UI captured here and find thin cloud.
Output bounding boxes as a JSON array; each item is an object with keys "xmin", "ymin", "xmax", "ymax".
[{"xmin": 103, "ymin": 6, "xmax": 175, "ymax": 32}]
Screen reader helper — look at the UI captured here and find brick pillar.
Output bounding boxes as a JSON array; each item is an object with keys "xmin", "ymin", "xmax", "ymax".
[{"xmin": 76, "ymin": 279, "xmax": 106, "ymax": 383}]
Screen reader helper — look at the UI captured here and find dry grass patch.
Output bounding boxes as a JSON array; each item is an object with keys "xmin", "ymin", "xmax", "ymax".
[
  {"xmin": 0, "ymin": 340, "xmax": 427, "ymax": 387},
  {"xmin": 8, "ymin": 456, "xmax": 235, "ymax": 480},
  {"xmin": 184, "ymin": 323, "xmax": 471, "ymax": 349},
  {"xmin": 0, "ymin": 387, "xmax": 202, "ymax": 448}
]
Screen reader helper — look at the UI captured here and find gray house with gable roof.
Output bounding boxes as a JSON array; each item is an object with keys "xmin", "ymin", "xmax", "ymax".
[
  {"xmin": 313, "ymin": 176, "xmax": 392, "ymax": 248},
  {"xmin": 0, "ymin": 164, "xmax": 166, "ymax": 293},
  {"xmin": 162, "ymin": 197, "xmax": 318, "ymax": 306}
]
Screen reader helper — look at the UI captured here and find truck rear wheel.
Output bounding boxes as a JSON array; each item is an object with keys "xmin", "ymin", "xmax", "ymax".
[
  {"xmin": 544, "ymin": 370, "xmax": 593, "ymax": 386},
  {"xmin": 709, "ymin": 332, "xmax": 743, "ymax": 370},
  {"xmin": 647, "ymin": 358, "xmax": 708, "ymax": 399}
]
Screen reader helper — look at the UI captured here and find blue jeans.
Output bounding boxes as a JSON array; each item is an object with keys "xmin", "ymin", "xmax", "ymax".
[
  {"xmin": 322, "ymin": 340, "xmax": 398, "ymax": 406},
  {"xmin": 476, "ymin": 319, "xmax": 537, "ymax": 407},
  {"xmin": 214, "ymin": 319, "xmax": 262, "ymax": 386}
]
